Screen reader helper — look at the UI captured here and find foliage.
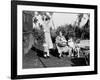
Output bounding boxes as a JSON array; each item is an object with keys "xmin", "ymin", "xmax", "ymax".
[
  {"xmin": 32, "ymin": 28, "xmax": 45, "ymax": 44},
  {"xmin": 55, "ymin": 24, "xmax": 75, "ymax": 40},
  {"xmin": 51, "ymin": 19, "xmax": 90, "ymax": 42}
]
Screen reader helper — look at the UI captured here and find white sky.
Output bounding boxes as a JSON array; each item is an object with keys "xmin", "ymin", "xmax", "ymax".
[
  {"xmin": 52, "ymin": 13, "xmax": 89, "ymax": 29},
  {"xmin": 52, "ymin": 13, "xmax": 79, "ymax": 27}
]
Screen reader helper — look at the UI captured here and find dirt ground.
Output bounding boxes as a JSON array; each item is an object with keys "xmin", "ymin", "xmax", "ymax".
[{"xmin": 23, "ymin": 40, "xmax": 89, "ymax": 69}]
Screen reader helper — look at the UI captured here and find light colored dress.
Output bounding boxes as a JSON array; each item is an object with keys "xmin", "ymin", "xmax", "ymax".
[
  {"xmin": 56, "ymin": 36, "xmax": 71, "ymax": 57},
  {"xmin": 43, "ymin": 20, "xmax": 53, "ymax": 53}
]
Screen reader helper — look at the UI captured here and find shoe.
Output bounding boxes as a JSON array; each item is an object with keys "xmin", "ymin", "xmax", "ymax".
[
  {"xmin": 44, "ymin": 54, "xmax": 47, "ymax": 59},
  {"xmin": 61, "ymin": 55, "xmax": 64, "ymax": 57},
  {"xmin": 58, "ymin": 55, "xmax": 61, "ymax": 59},
  {"xmin": 47, "ymin": 56, "xmax": 50, "ymax": 58}
]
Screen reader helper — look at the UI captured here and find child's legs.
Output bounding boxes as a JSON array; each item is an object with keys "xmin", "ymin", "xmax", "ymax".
[
  {"xmin": 57, "ymin": 47, "xmax": 62, "ymax": 57},
  {"xmin": 77, "ymin": 48, "xmax": 80, "ymax": 57},
  {"xmin": 46, "ymin": 49, "xmax": 50, "ymax": 56},
  {"xmin": 68, "ymin": 48, "xmax": 72, "ymax": 57}
]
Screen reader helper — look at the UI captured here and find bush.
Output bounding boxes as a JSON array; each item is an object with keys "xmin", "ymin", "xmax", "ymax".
[
  {"xmin": 32, "ymin": 28, "xmax": 45, "ymax": 50},
  {"xmin": 55, "ymin": 24, "xmax": 75, "ymax": 40}
]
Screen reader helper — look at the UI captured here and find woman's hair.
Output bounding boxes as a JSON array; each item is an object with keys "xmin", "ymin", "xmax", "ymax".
[{"xmin": 42, "ymin": 15, "xmax": 50, "ymax": 21}]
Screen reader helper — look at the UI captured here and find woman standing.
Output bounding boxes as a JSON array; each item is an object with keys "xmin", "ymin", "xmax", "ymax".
[{"xmin": 42, "ymin": 14, "xmax": 53, "ymax": 58}]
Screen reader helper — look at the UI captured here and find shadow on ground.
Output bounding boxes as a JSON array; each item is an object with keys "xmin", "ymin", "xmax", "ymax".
[{"xmin": 23, "ymin": 46, "xmax": 89, "ymax": 69}]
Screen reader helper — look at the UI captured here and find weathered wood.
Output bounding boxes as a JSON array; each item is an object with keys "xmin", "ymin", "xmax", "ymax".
[{"xmin": 23, "ymin": 33, "xmax": 34, "ymax": 54}]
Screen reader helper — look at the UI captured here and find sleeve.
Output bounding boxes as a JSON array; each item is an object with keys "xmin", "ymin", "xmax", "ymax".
[
  {"xmin": 62, "ymin": 37, "xmax": 67, "ymax": 42},
  {"xmin": 56, "ymin": 36, "xmax": 60, "ymax": 44}
]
